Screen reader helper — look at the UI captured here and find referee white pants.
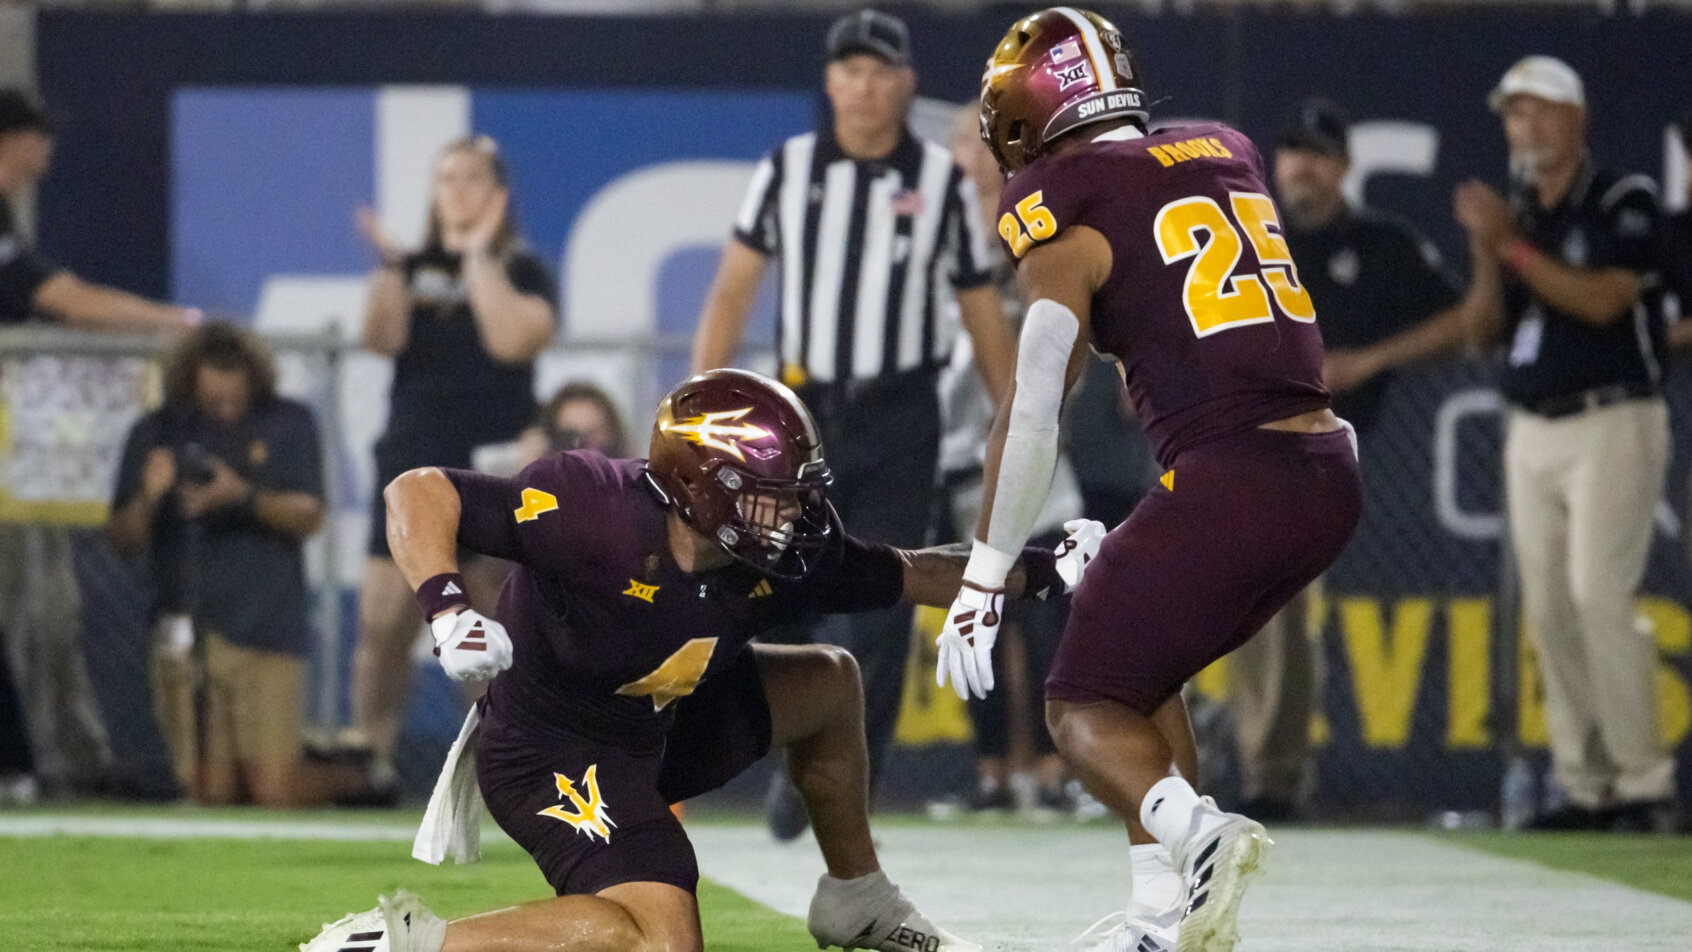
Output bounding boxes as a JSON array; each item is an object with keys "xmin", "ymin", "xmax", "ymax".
[{"xmin": 1505, "ymin": 398, "xmax": 1674, "ymax": 806}]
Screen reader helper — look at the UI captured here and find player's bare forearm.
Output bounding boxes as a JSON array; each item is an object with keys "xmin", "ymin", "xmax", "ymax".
[
  {"xmin": 384, "ymin": 468, "xmax": 465, "ymax": 588},
  {"xmin": 896, "ymin": 542, "xmax": 1030, "ymax": 606},
  {"xmin": 463, "ymin": 253, "xmax": 554, "ymax": 363},
  {"xmin": 692, "ymin": 241, "xmax": 767, "ymax": 373}
]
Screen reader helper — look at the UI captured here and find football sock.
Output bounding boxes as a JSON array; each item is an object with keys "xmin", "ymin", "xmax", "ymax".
[
  {"xmin": 816, "ymin": 868, "xmax": 902, "ymax": 913},
  {"xmin": 1127, "ymin": 842, "xmax": 1180, "ymax": 916},
  {"xmin": 1140, "ymin": 776, "xmax": 1223, "ymax": 854}
]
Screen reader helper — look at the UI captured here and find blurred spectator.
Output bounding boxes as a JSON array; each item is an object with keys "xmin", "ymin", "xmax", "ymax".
[
  {"xmin": 106, "ymin": 323, "xmax": 325, "ymax": 807},
  {"xmin": 691, "ymin": 9, "xmax": 1016, "ymax": 839},
  {"xmin": 478, "ymin": 380, "xmax": 632, "ymax": 477},
  {"xmin": 1226, "ymin": 98, "xmax": 1470, "ymax": 821},
  {"xmin": 348, "ymin": 134, "xmax": 556, "ymax": 800},
  {"xmin": 939, "ymin": 105, "xmax": 1082, "ymax": 815},
  {"xmin": 1453, "ymin": 56, "xmax": 1674, "ymax": 832},
  {"xmin": 0, "ymin": 88, "xmax": 198, "ymax": 802},
  {"xmin": 525, "ymin": 380, "xmax": 630, "ymax": 457}
]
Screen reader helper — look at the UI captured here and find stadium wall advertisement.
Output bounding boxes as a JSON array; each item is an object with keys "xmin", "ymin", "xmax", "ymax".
[{"xmin": 30, "ymin": 9, "xmax": 1692, "ymax": 813}]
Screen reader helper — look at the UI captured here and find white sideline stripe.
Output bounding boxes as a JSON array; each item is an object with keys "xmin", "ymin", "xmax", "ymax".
[
  {"xmin": 0, "ymin": 815, "xmax": 420, "ymax": 842},
  {"xmin": 691, "ymin": 825, "xmax": 1692, "ymax": 952}
]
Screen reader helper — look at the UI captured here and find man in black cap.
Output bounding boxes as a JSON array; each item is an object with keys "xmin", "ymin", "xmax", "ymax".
[
  {"xmin": 1223, "ymin": 97, "xmax": 1469, "ymax": 821},
  {"xmin": 693, "ymin": 9, "xmax": 1016, "ymax": 840}
]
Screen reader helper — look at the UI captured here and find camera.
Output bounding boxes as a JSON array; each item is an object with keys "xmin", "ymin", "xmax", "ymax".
[{"xmin": 179, "ymin": 442, "xmax": 217, "ymax": 485}]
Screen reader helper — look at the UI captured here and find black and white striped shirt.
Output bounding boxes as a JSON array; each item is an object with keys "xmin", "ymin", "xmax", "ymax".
[{"xmin": 733, "ymin": 128, "xmax": 995, "ymax": 386}]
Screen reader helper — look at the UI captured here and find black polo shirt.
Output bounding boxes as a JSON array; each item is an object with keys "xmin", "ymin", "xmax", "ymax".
[
  {"xmin": 112, "ymin": 398, "xmax": 324, "ymax": 657},
  {"xmin": 0, "ymin": 194, "xmax": 60, "ymax": 322},
  {"xmin": 1284, "ymin": 207, "xmax": 1460, "ymax": 432},
  {"xmin": 1500, "ymin": 164, "xmax": 1665, "ymax": 408}
]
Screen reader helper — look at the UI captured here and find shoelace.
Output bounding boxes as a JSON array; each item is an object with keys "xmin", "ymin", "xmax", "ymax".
[{"xmin": 1071, "ymin": 909, "xmax": 1130, "ymax": 948}]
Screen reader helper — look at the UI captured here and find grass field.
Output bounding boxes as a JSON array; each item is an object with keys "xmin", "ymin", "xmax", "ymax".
[
  {"xmin": 0, "ymin": 819, "xmax": 810, "ymax": 952},
  {"xmin": 3, "ymin": 808, "xmax": 1690, "ymax": 951}
]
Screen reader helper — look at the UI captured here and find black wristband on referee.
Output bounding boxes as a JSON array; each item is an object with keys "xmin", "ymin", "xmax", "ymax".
[
  {"xmin": 1018, "ymin": 546, "xmax": 1064, "ymax": 601},
  {"xmin": 416, "ymin": 572, "xmax": 469, "ymax": 621}
]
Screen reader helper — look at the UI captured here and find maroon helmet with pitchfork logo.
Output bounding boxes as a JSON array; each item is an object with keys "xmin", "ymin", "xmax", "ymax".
[
  {"xmin": 979, "ymin": 7, "xmax": 1150, "ymax": 176},
  {"xmin": 647, "ymin": 369, "xmax": 835, "ymax": 580}
]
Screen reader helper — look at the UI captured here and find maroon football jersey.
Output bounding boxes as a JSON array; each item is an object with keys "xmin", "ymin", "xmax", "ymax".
[
  {"xmin": 442, "ymin": 451, "xmax": 903, "ymax": 747},
  {"xmin": 997, "ymin": 122, "xmax": 1330, "ymax": 467}
]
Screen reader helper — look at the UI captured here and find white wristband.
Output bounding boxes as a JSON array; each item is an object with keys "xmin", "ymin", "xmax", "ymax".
[{"xmin": 963, "ymin": 539, "xmax": 1017, "ymax": 589}]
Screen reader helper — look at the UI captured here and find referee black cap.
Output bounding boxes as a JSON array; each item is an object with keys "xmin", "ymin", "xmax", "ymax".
[
  {"xmin": 1279, "ymin": 97, "xmax": 1349, "ymax": 158},
  {"xmin": 0, "ymin": 89, "xmax": 51, "ymax": 138},
  {"xmin": 826, "ymin": 9, "xmax": 910, "ymax": 68}
]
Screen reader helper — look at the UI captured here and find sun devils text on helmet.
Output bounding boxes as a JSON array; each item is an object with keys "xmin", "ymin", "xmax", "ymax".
[
  {"xmin": 980, "ymin": 7, "xmax": 1150, "ymax": 175},
  {"xmin": 647, "ymin": 369, "xmax": 834, "ymax": 580}
]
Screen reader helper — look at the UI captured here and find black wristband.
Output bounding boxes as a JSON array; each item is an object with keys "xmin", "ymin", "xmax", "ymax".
[
  {"xmin": 1018, "ymin": 546, "xmax": 1063, "ymax": 601},
  {"xmin": 416, "ymin": 572, "xmax": 469, "ymax": 620}
]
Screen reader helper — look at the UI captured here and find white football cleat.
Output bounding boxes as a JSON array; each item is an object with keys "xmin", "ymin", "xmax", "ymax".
[
  {"xmin": 299, "ymin": 891, "xmax": 446, "ymax": 952},
  {"xmin": 1071, "ymin": 909, "xmax": 1179, "ymax": 952},
  {"xmin": 807, "ymin": 872, "xmax": 982, "ymax": 952},
  {"xmin": 1171, "ymin": 811, "xmax": 1271, "ymax": 952}
]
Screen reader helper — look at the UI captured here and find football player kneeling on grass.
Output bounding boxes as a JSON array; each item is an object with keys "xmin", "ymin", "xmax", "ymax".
[{"xmin": 301, "ymin": 368, "xmax": 1104, "ymax": 952}]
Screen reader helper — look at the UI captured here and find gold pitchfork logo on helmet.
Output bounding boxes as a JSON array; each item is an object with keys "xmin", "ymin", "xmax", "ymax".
[{"xmin": 658, "ymin": 407, "xmax": 773, "ymax": 462}]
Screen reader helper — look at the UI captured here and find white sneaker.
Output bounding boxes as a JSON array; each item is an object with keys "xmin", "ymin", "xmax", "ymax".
[
  {"xmin": 299, "ymin": 891, "xmax": 445, "ymax": 952},
  {"xmin": 1072, "ymin": 909, "xmax": 1178, "ymax": 952},
  {"xmin": 1170, "ymin": 810, "xmax": 1271, "ymax": 952},
  {"xmin": 807, "ymin": 873, "xmax": 982, "ymax": 952}
]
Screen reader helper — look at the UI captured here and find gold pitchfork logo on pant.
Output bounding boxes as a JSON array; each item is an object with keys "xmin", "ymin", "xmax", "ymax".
[{"xmin": 538, "ymin": 765, "xmax": 616, "ymax": 843}]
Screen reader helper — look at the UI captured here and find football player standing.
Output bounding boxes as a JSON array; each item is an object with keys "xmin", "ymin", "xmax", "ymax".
[
  {"xmin": 935, "ymin": 9, "xmax": 1362, "ymax": 952},
  {"xmin": 301, "ymin": 369, "xmax": 1103, "ymax": 952}
]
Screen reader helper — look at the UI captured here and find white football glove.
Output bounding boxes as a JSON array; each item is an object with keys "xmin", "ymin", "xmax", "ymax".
[
  {"xmin": 935, "ymin": 582, "xmax": 1004, "ymax": 701},
  {"xmin": 1055, "ymin": 518, "xmax": 1108, "ymax": 590},
  {"xmin": 430, "ymin": 609, "xmax": 514, "ymax": 681}
]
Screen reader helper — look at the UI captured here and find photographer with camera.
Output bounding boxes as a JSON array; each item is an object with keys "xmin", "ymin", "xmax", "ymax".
[{"xmin": 106, "ymin": 323, "xmax": 325, "ymax": 807}]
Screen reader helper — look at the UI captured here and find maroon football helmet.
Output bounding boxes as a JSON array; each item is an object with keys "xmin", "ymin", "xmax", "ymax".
[
  {"xmin": 647, "ymin": 369, "xmax": 834, "ymax": 580},
  {"xmin": 980, "ymin": 7, "xmax": 1149, "ymax": 175}
]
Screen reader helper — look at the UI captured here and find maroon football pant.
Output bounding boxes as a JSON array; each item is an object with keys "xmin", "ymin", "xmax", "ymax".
[{"xmin": 1046, "ymin": 425, "xmax": 1361, "ymax": 715}]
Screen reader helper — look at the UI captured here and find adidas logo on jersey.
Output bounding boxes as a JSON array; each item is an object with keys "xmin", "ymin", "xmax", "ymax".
[{"xmin": 748, "ymin": 578, "xmax": 773, "ymax": 599}]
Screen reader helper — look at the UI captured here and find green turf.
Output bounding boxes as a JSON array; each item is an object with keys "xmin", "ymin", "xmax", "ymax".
[
  {"xmin": 0, "ymin": 833, "xmax": 810, "ymax": 951},
  {"xmin": 1440, "ymin": 832, "xmax": 1692, "ymax": 904}
]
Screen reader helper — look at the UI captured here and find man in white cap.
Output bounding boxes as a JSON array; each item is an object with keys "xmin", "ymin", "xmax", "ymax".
[{"xmin": 1450, "ymin": 56, "xmax": 1676, "ymax": 832}]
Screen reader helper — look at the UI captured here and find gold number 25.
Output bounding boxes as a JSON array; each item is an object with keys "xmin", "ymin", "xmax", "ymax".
[
  {"xmin": 998, "ymin": 191, "xmax": 1057, "ymax": 259},
  {"xmin": 1153, "ymin": 191, "xmax": 1315, "ymax": 337}
]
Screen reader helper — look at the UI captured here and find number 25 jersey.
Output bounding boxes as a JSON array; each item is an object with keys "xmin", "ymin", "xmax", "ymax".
[{"xmin": 997, "ymin": 123, "xmax": 1331, "ymax": 468}]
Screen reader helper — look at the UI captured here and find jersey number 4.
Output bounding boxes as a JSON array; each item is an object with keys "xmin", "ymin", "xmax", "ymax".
[{"xmin": 1154, "ymin": 192, "xmax": 1315, "ymax": 338}]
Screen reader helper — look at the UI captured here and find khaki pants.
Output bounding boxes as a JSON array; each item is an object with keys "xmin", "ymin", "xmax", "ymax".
[
  {"xmin": 1228, "ymin": 584, "xmax": 1318, "ymax": 804},
  {"xmin": 1506, "ymin": 399, "xmax": 1673, "ymax": 806},
  {"xmin": 0, "ymin": 524, "xmax": 111, "ymax": 786},
  {"xmin": 153, "ymin": 628, "xmax": 304, "ymax": 804}
]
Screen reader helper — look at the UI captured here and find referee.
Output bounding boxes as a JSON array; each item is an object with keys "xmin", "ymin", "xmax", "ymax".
[{"xmin": 693, "ymin": 8, "xmax": 1016, "ymax": 837}]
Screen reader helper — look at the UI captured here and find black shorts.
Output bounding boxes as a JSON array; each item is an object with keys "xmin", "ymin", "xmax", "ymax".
[{"xmin": 477, "ymin": 647, "xmax": 773, "ymax": 896}]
